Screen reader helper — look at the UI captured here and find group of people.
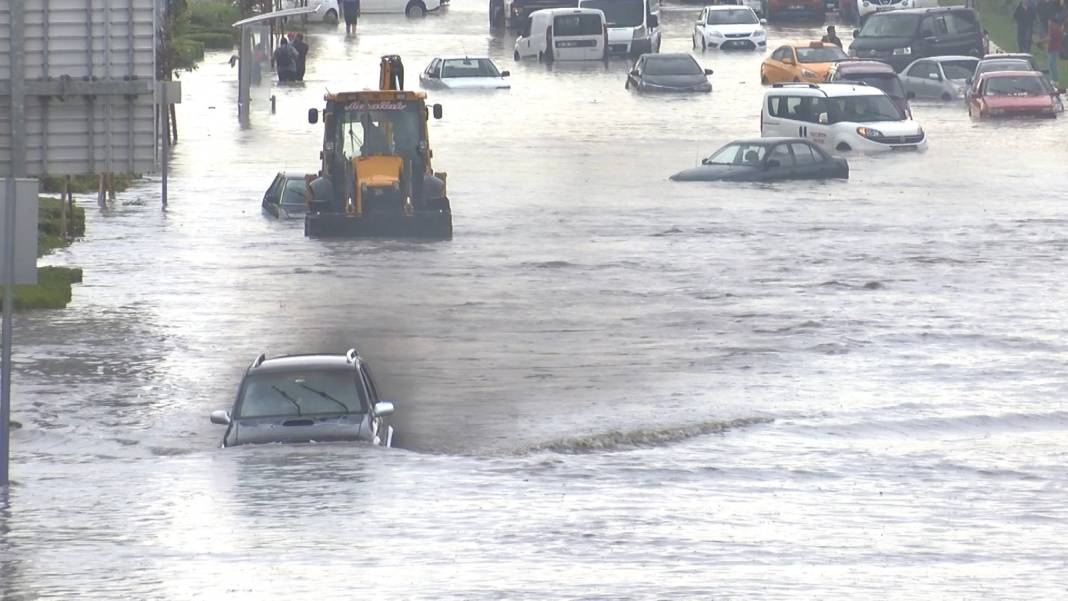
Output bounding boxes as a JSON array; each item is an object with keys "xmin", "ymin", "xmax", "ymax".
[
  {"xmin": 273, "ymin": 33, "xmax": 310, "ymax": 82},
  {"xmin": 1014, "ymin": 0, "xmax": 1068, "ymax": 79}
]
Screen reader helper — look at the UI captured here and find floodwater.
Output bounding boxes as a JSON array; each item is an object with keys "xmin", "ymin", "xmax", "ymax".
[{"xmin": 4, "ymin": 0, "xmax": 1068, "ymax": 598}]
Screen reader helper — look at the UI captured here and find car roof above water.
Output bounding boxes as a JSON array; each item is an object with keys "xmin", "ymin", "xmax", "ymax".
[
  {"xmin": 249, "ymin": 354, "xmax": 357, "ymax": 374},
  {"xmin": 765, "ymin": 82, "xmax": 886, "ymax": 97}
]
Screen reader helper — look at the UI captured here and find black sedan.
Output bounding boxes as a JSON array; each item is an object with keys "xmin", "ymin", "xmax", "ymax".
[
  {"xmin": 626, "ymin": 53, "xmax": 712, "ymax": 93},
  {"xmin": 670, "ymin": 138, "xmax": 848, "ymax": 182},
  {"xmin": 262, "ymin": 172, "xmax": 309, "ymax": 219}
]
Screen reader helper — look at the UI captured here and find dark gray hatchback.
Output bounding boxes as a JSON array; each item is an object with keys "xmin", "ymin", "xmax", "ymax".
[
  {"xmin": 210, "ymin": 349, "xmax": 395, "ymax": 448},
  {"xmin": 849, "ymin": 7, "xmax": 984, "ymax": 72}
]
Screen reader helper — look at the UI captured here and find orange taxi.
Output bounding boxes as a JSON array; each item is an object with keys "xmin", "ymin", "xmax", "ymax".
[{"xmin": 760, "ymin": 42, "xmax": 848, "ymax": 85}]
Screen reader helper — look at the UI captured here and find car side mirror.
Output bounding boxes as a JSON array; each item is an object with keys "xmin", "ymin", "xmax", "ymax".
[
  {"xmin": 704, "ymin": 68, "xmax": 714, "ymax": 75},
  {"xmin": 374, "ymin": 401, "xmax": 395, "ymax": 417},
  {"xmin": 630, "ymin": 68, "xmax": 639, "ymax": 77},
  {"xmin": 767, "ymin": 159, "xmax": 781, "ymax": 169},
  {"xmin": 852, "ymin": 29, "xmax": 860, "ymax": 37},
  {"xmin": 501, "ymin": 70, "xmax": 511, "ymax": 77},
  {"xmin": 782, "ymin": 57, "xmax": 794, "ymax": 65},
  {"xmin": 817, "ymin": 112, "xmax": 828, "ymax": 124},
  {"xmin": 701, "ymin": 157, "xmax": 711, "ymax": 165},
  {"xmin": 308, "ymin": 108, "xmax": 319, "ymax": 124},
  {"xmin": 928, "ymin": 72, "xmax": 942, "ymax": 81},
  {"xmin": 760, "ymin": 18, "xmax": 767, "ymax": 24},
  {"xmin": 210, "ymin": 410, "xmax": 231, "ymax": 425},
  {"xmin": 433, "ymin": 103, "xmax": 443, "ymax": 119}
]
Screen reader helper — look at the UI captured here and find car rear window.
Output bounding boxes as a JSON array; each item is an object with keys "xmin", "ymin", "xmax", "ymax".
[
  {"xmin": 645, "ymin": 56, "xmax": 702, "ymax": 76},
  {"xmin": 237, "ymin": 370, "xmax": 367, "ymax": 418},
  {"xmin": 847, "ymin": 74, "xmax": 905, "ymax": 98},
  {"xmin": 554, "ymin": 13, "xmax": 603, "ymax": 36},
  {"xmin": 796, "ymin": 46, "xmax": 848, "ymax": 63},
  {"xmin": 941, "ymin": 59, "xmax": 978, "ymax": 79},
  {"xmin": 983, "ymin": 75, "xmax": 1051, "ymax": 96},
  {"xmin": 858, "ymin": 13, "xmax": 921, "ymax": 37}
]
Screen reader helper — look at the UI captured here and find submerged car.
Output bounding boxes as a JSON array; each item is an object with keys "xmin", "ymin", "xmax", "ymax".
[
  {"xmin": 965, "ymin": 56, "xmax": 1039, "ymax": 101},
  {"xmin": 210, "ymin": 349, "xmax": 396, "ymax": 448},
  {"xmin": 670, "ymin": 137, "xmax": 848, "ymax": 182},
  {"xmin": 826, "ymin": 59, "xmax": 911, "ymax": 116},
  {"xmin": 967, "ymin": 71, "xmax": 1060, "ymax": 119},
  {"xmin": 262, "ymin": 172, "xmax": 308, "ymax": 219},
  {"xmin": 692, "ymin": 5, "xmax": 767, "ymax": 51},
  {"xmin": 899, "ymin": 55, "xmax": 977, "ymax": 100},
  {"xmin": 761, "ymin": 42, "xmax": 848, "ymax": 85},
  {"xmin": 626, "ymin": 53, "xmax": 712, "ymax": 92},
  {"xmin": 419, "ymin": 57, "xmax": 511, "ymax": 89}
]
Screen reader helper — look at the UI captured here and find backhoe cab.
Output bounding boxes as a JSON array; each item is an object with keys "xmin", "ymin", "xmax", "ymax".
[{"xmin": 304, "ymin": 55, "xmax": 451, "ymax": 239}]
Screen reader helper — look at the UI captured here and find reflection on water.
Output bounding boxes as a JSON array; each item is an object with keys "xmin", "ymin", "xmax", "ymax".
[{"xmin": 5, "ymin": 0, "xmax": 1068, "ymax": 597}]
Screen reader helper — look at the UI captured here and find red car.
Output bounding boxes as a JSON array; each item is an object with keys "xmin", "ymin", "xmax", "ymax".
[{"xmin": 968, "ymin": 71, "xmax": 1061, "ymax": 119}]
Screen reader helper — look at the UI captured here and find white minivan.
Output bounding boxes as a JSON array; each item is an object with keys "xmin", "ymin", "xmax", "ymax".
[
  {"xmin": 760, "ymin": 82, "xmax": 927, "ymax": 153},
  {"xmin": 514, "ymin": 8, "xmax": 608, "ymax": 62},
  {"xmin": 578, "ymin": 0, "xmax": 661, "ymax": 55}
]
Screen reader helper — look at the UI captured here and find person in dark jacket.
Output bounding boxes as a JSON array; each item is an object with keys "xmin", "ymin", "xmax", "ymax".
[
  {"xmin": 273, "ymin": 36, "xmax": 299, "ymax": 82},
  {"xmin": 1014, "ymin": 0, "xmax": 1038, "ymax": 52},
  {"xmin": 821, "ymin": 25, "xmax": 843, "ymax": 48},
  {"xmin": 292, "ymin": 33, "xmax": 309, "ymax": 81}
]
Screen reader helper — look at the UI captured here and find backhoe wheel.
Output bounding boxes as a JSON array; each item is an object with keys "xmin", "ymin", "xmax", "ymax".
[{"xmin": 406, "ymin": 1, "xmax": 427, "ymax": 17}]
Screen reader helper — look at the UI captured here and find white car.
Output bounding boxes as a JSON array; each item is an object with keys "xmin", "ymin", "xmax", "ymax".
[
  {"xmin": 760, "ymin": 82, "xmax": 927, "ymax": 153},
  {"xmin": 350, "ymin": 0, "xmax": 444, "ymax": 17},
  {"xmin": 693, "ymin": 5, "xmax": 766, "ymax": 51},
  {"xmin": 419, "ymin": 57, "xmax": 511, "ymax": 89},
  {"xmin": 856, "ymin": 0, "xmax": 937, "ymax": 23},
  {"xmin": 279, "ymin": 0, "xmax": 340, "ymax": 23}
]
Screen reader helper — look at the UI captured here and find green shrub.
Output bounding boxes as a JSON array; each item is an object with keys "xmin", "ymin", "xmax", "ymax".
[
  {"xmin": 189, "ymin": 2, "xmax": 242, "ymax": 29},
  {"xmin": 187, "ymin": 32, "xmax": 236, "ymax": 49},
  {"xmin": 40, "ymin": 173, "xmax": 138, "ymax": 195},
  {"xmin": 3, "ymin": 267, "xmax": 83, "ymax": 310}
]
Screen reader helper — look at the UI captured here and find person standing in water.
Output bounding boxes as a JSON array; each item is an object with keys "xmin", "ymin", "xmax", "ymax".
[
  {"xmin": 343, "ymin": 0, "xmax": 360, "ymax": 35},
  {"xmin": 292, "ymin": 33, "xmax": 309, "ymax": 81}
]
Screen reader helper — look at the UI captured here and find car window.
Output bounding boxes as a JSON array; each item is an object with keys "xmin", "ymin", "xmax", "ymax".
[
  {"xmin": 796, "ymin": 46, "xmax": 848, "ymax": 63},
  {"xmin": 976, "ymin": 59, "xmax": 1030, "ymax": 75},
  {"xmin": 908, "ymin": 60, "xmax": 936, "ymax": 78},
  {"xmin": 767, "ymin": 144, "xmax": 794, "ymax": 167},
  {"xmin": 827, "ymin": 94, "xmax": 904, "ymax": 122},
  {"xmin": 360, "ymin": 365, "xmax": 379, "ymax": 402},
  {"xmin": 849, "ymin": 74, "xmax": 905, "ymax": 98},
  {"xmin": 772, "ymin": 46, "xmax": 790, "ymax": 61},
  {"xmin": 940, "ymin": 59, "xmax": 978, "ymax": 79},
  {"xmin": 860, "ymin": 13, "xmax": 921, "ymax": 37},
  {"xmin": 983, "ymin": 75, "xmax": 1049, "ymax": 96},
  {"xmin": 581, "ymin": 0, "xmax": 644, "ymax": 27},
  {"xmin": 704, "ymin": 143, "xmax": 766, "ymax": 165},
  {"xmin": 706, "ymin": 8, "xmax": 758, "ymax": 24},
  {"xmin": 790, "ymin": 143, "xmax": 819, "ymax": 165},
  {"xmin": 644, "ymin": 56, "xmax": 702, "ymax": 76},
  {"xmin": 441, "ymin": 58, "xmax": 500, "ymax": 78},
  {"xmin": 554, "ymin": 14, "xmax": 603, "ymax": 36},
  {"xmin": 280, "ymin": 178, "xmax": 306, "ymax": 206},
  {"xmin": 265, "ymin": 175, "xmax": 284, "ymax": 203},
  {"xmin": 946, "ymin": 12, "xmax": 979, "ymax": 35},
  {"xmin": 768, "ymin": 95, "xmax": 825, "ymax": 123},
  {"xmin": 237, "ymin": 370, "xmax": 368, "ymax": 418},
  {"xmin": 522, "ymin": 16, "xmax": 533, "ymax": 37}
]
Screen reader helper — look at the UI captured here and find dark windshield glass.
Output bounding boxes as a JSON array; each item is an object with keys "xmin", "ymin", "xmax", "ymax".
[
  {"xmin": 984, "ymin": 75, "xmax": 1050, "ymax": 95},
  {"xmin": 940, "ymin": 59, "xmax": 978, "ymax": 79},
  {"xmin": 336, "ymin": 102, "xmax": 423, "ymax": 159},
  {"xmin": 859, "ymin": 14, "xmax": 921, "ymax": 37},
  {"xmin": 581, "ymin": 0, "xmax": 644, "ymax": 27},
  {"xmin": 237, "ymin": 370, "xmax": 366, "ymax": 418},
  {"xmin": 706, "ymin": 8, "xmax": 758, "ymax": 24},
  {"xmin": 645, "ymin": 56, "xmax": 702, "ymax": 76},
  {"xmin": 440, "ymin": 58, "xmax": 500, "ymax": 78},
  {"xmin": 796, "ymin": 46, "xmax": 848, "ymax": 63},
  {"xmin": 281, "ymin": 179, "xmax": 306, "ymax": 206},
  {"xmin": 828, "ymin": 95, "xmax": 905, "ymax": 122},
  {"xmin": 847, "ymin": 74, "xmax": 905, "ymax": 98},
  {"xmin": 554, "ymin": 13, "xmax": 604, "ymax": 36},
  {"xmin": 704, "ymin": 143, "xmax": 767, "ymax": 165}
]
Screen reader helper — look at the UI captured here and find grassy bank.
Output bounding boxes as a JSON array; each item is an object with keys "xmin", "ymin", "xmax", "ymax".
[
  {"xmin": 961, "ymin": 0, "xmax": 1067, "ymax": 85},
  {"xmin": 39, "ymin": 173, "xmax": 138, "ymax": 195},
  {"xmin": 1, "ymin": 198, "xmax": 86, "ymax": 311}
]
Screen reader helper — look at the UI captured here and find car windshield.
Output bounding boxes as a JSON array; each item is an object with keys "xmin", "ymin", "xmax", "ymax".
[
  {"xmin": 940, "ymin": 59, "xmax": 978, "ymax": 79},
  {"xmin": 983, "ymin": 75, "xmax": 1050, "ymax": 96},
  {"xmin": 707, "ymin": 8, "xmax": 758, "ymax": 24},
  {"xmin": 796, "ymin": 46, "xmax": 848, "ymax": 63},
  {"xmin": 554, "ymin": 13, "xmax": 605, "ymax": 36},
  {"xmin": 237, "ymin": 370, "xmax": 366, "ymax": 418},
  {"xmin": 336, "ymin": 103, "xmax": 423, "ymax": 159},
  {"xmin": 582, "ymin": 0, "xmax": 644, "ymax": 27},
  {"xmin": 828, "ymin": 94, "xmax": 904, "ymax": 122},
  {"xmin": 859, "ymin": 13, "xmax": 920, "ymax": 37},
  {"xmin": 976, "ymin": 60, "xmax": 1031, "ymax": 75},
  {"xmin": 704, "ymin": 143, "xmax": 767, "ymax": 165},
  {"xmin": 645, "ymin": 56, "xmax": 702, "ymax": 76},
  {"xmin": 440, "ymin": 58, "xmax": 501, "ymax": 78},
  {"xmin": 846, "ymin": 73, "xmax": 905, "ymax": 98},
  {"xmin": 281, "ymin": 179, "xmax": 306, "ymax": 206}
]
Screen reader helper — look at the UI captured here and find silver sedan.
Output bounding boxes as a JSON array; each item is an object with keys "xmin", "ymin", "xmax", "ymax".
[{"xmin": 899, "ymin": 56, "xmax": 978, "ymax": 101}]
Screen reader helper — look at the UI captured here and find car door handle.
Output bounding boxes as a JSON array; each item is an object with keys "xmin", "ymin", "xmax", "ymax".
[{"xmin": 283, "ymin": 419, "xmax": 315, "ymax": 427}]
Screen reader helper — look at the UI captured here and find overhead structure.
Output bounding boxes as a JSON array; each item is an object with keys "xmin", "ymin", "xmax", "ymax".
[{"xmin": 232, "ymin": 6, "xmax": 319, "ymax": 124}]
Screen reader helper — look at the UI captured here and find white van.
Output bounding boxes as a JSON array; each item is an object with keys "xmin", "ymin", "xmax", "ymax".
[
  {"xmin": 760, "ymin": 83, "xmax": 927, "ymax": 152},
  {"xmin": 577, "ymin": 0, "xmax": 661, "ymax": 55},
  {"xmin": 514, "ymin": 8, "xmax": 608, "ymax": 61}
]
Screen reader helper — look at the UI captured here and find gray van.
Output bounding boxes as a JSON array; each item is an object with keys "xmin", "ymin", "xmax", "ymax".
[{"xmin": 849, "ymin": 7, "xmax": 983, "ymax": 72}]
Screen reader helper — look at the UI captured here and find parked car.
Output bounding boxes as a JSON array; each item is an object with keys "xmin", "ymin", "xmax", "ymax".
[
  {"xmin": 626, "ymin": 53, "xmax": 712, "ymax": 92},
  {"xmin": 280, "ymin": 0, "xmax": 340, "ymax": 24},
  {"xmin": 670, "ymin": 137, "xmax": 848, "ymax": 181},
  {"xmin": 967, "ymin": 71, "xmax": 1060, "ymax": 119},
  {"xmin": 964, "ymin": 56, "xmax": 1038, "ymax": 101},
  {"xmin": 420, "ymin": 57, "xmax": 511, "ymax": 89},
  {"xmin": 349, "ymin": 0, "xmax": 444, "ymax": 17},
  {"xmin": 262, "ymin": 172, "xmax": 308, "ymax": 219},
  {"xmin": 761, "ymin": 82, "xmax": 927, "ymax": 152},
  {"xmin": 762, "ymin": 0, "xmax": 825, "ymax": 21},
  {"xmin": 579, "ymin": 0, "xmax": 661, "ymax": 55},
  {"xmin": 849, "ymin": 7, "xmax": 984, "ymax": 72},
  {"xmin": 693, "ymin": 5, "xmax": 767, "ymax": 51},
  {"xmin": 761, "ymin": 42, "xmax": 848, "ymax": 84},
  {"xmin": 826, "ymin": 59, "xmax": 910, "ymax": 116},
  {"xmin": 514, "ymin": 7, "xmax": 608, "ymax": 61},
  {"xmin": 493, "ymin": 0, "xmax": 579, "ymax": 29},
  {"xmin": 855, "ymin": 0, "xmax": 937, "ymax": 25},
  {"xmin": 899, "ymin": 55, "xmax": 977, "ymax": 100},
  {"xmin": 210, "ymin": 349, "xmax": 396, "ymax": 448}
]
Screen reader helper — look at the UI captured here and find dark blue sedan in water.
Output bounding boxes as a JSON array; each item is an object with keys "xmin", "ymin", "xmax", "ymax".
[{"xmin": 670, "ymin": 137, "xmax": 848, "ymax": 182}]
